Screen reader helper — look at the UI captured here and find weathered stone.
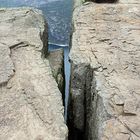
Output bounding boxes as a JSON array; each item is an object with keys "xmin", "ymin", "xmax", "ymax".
[
  {"xmin": 48, "ymin": 49, "xmax": 65, "ymax": 100},
  {"xmin": 92, "ymin": 0, "xmax": 118, "ymax": 3},
  {"xmin": 0, "ymin": 43, "xmax": 15, "ymax": 85},
  {"xmin": 101, "ymin": 119, "xmax": 131, "ymax": 140},
  {"xmin": 0, "ymin": 8, "xmax": 67, "ymax": 140},
  {"xmin": 124, "ymin": 98, "xmax": 138, "ymax": 115},
  {"xmin": 119, "ymin": 0, "xmax": 140, "ymax": 4},
  {"xmin": 113, "ymin": 95, "xmax": 124, "ymax": 105},
  {"xmin": 119, "ymin": 115, "xmax": 140, "ymax": 138},
  {"xmin": 69, "ymin": 1, "xmax": 140, "ymax": 140}
]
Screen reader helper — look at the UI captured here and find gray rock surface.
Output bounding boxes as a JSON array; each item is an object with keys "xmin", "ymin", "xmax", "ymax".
[
  {"xmin": 0, "ymin": 8, "xmax": 67, "ymax": 140},
  {"xmin": 69, "ymin": 1, "xmax": 140, "ymax": 140},
  {"xmin": 48, "ymin": 49, "xmax": 65, "ymax": 98}
]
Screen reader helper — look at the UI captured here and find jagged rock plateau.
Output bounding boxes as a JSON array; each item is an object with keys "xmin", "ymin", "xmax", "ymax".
[
  {"xmin": 0, "ymin": 8, "xmax": 67, "ymax": 140},
  {"xmin": 69, "ymin": 0, "xmax": 140, "ymax": 140}
]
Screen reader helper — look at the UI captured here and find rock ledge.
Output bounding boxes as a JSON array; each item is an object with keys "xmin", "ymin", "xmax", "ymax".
[{"xmin": 0, "ymin": 8, "xmax": 67, "ymax": 140}]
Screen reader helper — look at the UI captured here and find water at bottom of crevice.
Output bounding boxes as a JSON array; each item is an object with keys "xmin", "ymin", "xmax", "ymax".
[
  {"xmin": 49, "ymin": 44, "xmax": 84, "ymax": 140},
  {"xmin": 48, "ymin": 43, "xmax": 71, "ymax": 122}
]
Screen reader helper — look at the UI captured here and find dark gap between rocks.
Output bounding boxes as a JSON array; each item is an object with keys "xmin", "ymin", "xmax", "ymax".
[{"xmin": 68, "ymin": 128, "xmax": 85, "ymax": 140}]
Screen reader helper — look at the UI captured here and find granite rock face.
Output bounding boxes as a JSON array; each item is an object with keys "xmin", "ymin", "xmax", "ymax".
[
  {"xmin": 69, "ymin": 1, "xmax": 140, "ymax": 140},
  {"xmin": 0, "ymin": 8, "xmax": 67, "ymax": 140},
  {"xmin": 48, "ymin": 49, "xmax": 65, "ymax": 101}
]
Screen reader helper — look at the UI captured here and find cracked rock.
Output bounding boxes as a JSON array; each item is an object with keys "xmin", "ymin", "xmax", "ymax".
[
  {"xmin": 69, "ymin": 1, "xmax": 140, "ymax": 140},
  {"xmin": 0, "ymin": 8, "xmax": 67, "ymax": 140}
]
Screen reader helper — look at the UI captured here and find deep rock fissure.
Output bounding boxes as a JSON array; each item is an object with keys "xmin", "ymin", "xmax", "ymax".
[
  {"xmin": 48, "ymin": 36, "xmax": 85, "ymax": 140},
  {"xmin": 48, "ymin": 44, "xmax": 71, "ymax": 122},
  {"xmin": 67, "ymin": 64, "xmax": 94, "ymax": 140}
]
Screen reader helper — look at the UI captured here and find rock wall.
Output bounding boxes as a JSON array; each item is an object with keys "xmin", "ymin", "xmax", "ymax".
[
  {"xmin": 69, "ymin": 0, "xmax": 140, "ymax": 140},
  {"xmin": 48, "ymin": 49, "xmax": 65, "ymax": 103},
  {"xmin": 0, "ymin": 8, "xmax": 67, "ymax": 140}
]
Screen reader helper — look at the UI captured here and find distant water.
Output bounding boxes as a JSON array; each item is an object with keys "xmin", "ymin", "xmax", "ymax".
[{"xmin": 0, "ymin": 0, "xmax": 73, "ymax": 45}]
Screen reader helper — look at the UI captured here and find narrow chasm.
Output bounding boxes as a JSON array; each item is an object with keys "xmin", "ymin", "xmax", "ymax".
[
  {"xmin": 67, "ymin": 64, "xmax": 94, "ymax": 140},
  {"xmin": 48, "ymin": 0, "xmax": 119, "ymax": 139}
]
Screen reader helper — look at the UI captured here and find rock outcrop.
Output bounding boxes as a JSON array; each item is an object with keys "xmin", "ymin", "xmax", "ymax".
[
  {"xmin": 0, "ymin": 8, "xmax": 67, "ymax": 140},
  {"xmin": 69, "ymin": 1, "xmax": 140, "ymax": 140}
]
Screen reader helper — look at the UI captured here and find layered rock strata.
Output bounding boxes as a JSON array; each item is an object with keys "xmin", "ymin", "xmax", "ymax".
[
  {"xmin": 0, "ymin": 8, "xmax": 67, "ymax": 140},
  {"xmin": 69, "ymin": 1, "xmax": 140, "ymax": 140}
]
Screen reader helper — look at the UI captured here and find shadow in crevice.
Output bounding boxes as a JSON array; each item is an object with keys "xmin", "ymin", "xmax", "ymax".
[{"xmin": 68, "ymin": 127, "xmax": 85, "ymax": 140}]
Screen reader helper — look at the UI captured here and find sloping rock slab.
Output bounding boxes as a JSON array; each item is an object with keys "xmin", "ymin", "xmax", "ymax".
[
  {"xmin": 70, "ymin": 2, "xmax": 140, "ymax": 140},
  {"xmin": 0, "ymin": 8, "xmax": 67, "ymax": 140}
]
